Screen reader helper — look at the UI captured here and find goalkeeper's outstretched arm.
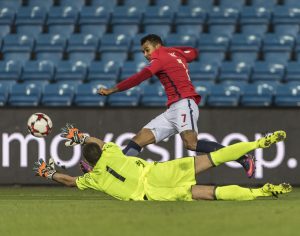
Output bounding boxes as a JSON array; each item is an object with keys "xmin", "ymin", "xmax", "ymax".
[{"xmin": 52, "ymin": 172, "xmax": 77, "ymax": 187}]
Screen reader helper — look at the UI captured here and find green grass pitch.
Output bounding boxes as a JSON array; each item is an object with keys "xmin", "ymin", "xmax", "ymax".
[{"xmin": 0, "ymin": 186, "xmax": 298, "ymax": 236}]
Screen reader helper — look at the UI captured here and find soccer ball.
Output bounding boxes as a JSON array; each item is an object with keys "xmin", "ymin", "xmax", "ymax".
[{"xmin": 27, "ymin": 113, "xmax": 53, "ymax": 137}]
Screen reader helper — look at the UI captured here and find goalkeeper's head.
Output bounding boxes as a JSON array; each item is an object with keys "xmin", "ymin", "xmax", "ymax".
[
  {"xmin": 141, "ymin": 34, "xmax": 163, "ymax": 61},
  {"xmin": 82, "ymin": 142, "xmax": 102, "ymax": 166}
]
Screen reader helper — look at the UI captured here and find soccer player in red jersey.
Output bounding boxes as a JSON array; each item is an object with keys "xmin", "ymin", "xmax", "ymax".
[{"xmin": 98, "ymin": 34, "xmax": 255, "ymax": 178}]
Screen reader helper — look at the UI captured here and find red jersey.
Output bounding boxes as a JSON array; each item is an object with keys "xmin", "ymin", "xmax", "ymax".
[{"xmin": 116, "ymin": 46, "xmax": 200, "ymax": 107}]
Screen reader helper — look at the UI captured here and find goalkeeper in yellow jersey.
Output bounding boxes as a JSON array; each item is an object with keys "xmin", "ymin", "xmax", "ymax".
[{"xmin": 33, "ymin": 124, "xmax": 292, "ymax": 201}]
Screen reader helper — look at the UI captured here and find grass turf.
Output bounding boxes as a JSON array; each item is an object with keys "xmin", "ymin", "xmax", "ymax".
[{"xmin": 0, "ymin": 186, "xmax": 298, "ymax": 236}]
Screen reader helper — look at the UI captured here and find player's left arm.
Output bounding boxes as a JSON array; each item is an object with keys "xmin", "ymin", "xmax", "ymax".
[
  {"xmin": 52, "ymin": 172, "xmax": 77, "ymax": 187},
  {"xmin": 173, "ymin": 46, "xmax": 199, "ymax": 62}
]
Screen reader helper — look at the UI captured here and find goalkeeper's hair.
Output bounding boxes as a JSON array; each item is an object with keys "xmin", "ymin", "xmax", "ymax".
[
  {"xmin": 141, "ymin": 34, "xmax": 164, "ymax": 46},
  {"xmin": 82, "ymin": 142, "xmax": 102, "ymax": 166}
]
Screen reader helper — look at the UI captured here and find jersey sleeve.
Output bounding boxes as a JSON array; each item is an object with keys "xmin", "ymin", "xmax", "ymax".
[
  {"xmin": 116, "ymin": 68, "xmax": 152, "ymax": 91},
  {"xmin": 146, "ymin": 57, "xmax": 163, "ymax": 75},
  {"xmin": 76, "ymin": 173, "xmax": 98, "ymax": 190},
  {"xmin": 172, "ymin": 46, "xmax": 199, "ymax": 62}
]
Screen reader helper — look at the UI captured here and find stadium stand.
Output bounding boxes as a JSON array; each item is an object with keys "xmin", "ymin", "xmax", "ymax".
[{"xmin": 1, "ymin": 0, "xmax": 300, "ymax": 107}]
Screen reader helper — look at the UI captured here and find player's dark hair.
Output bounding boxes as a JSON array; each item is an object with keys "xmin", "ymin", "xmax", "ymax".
[
  {"xmin": 82, "ymin": 142, "xmax": 102, "ymax": 166},
  {"xmin": 140, "ymin": 34, "xmax": 163, "ymax": 46}
]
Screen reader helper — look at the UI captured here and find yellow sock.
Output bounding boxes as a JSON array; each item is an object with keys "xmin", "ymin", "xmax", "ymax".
[
  {"xmin": 210, "ymin": 141, "xmax": 258, "ymax": 166},
  {"xmin": 215, "ymin": 185, "xmax": 266, "ymax": 201}
]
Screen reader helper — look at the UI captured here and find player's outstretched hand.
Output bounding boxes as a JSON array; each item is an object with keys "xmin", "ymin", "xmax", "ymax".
[
  {"xmin": 97, "ymin": 87, "xmax": 118, "ymax": 96},
  {"xmin": 33, "ymin": 159, "xmax": 57, "ymax": 180},
  {"xmin": 79, "ymin": 160, "xmax": 93, "ymax": 174},
  {"xmin": 60, "ymin": 123, "xmax": 89, "ymax": 147}
]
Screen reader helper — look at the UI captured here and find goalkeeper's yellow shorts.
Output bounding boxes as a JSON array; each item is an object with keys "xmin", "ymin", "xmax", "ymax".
[{"xmin": 144, "ymin": 157, "xmax": 196, "ymax": 201}]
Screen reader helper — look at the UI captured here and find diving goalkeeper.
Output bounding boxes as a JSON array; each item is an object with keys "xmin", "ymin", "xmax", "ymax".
[{"xmin": 33, "ymin": 125, "xmax": 292, "ymax": 201}]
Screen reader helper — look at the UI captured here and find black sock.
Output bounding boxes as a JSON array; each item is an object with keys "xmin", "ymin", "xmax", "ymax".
[
  {"xmin": 196, "ymin": 140, "xmax": 246, "ymax": 164},
  {"xmin": 122, "ymin": 140, "xmax": 142, "ymax": 156}
]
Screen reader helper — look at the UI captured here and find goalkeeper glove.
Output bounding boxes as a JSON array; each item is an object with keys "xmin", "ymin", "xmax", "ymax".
[
  {"xmin": 33, "ymin": 159, "xmax": 57, "ymax": 180},
  {"xmin": 79, "ymin": 160, "xmax": 93, "ymax": 174},
  {"xmin": 60, "ymin": 123, "xmax": 89, "ymax": 147}
]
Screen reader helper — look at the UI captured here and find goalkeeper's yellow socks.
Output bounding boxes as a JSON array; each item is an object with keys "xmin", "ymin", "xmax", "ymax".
[
  {"xmin": 210, "ymin": 141, "xmax": 257, "ymax": 166},
  {"xmin": 215, "ymin": 183, "xmax": 292, "ymax": 201}
]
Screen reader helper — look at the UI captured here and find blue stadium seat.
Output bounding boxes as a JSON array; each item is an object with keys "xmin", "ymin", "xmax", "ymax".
[
  {"xmin": 47, "ymin": 6, "xmax": 78, "ymax": 37},
  {"xmin": 0, "ymin": 81, "xmax": 13, "ymax": 106},
  {"xmin": 187, "ymin": 0, "xmax": 213, "ymax": 11},
  {"xmin": 164, "ymin": 34, "xmax": 197, "ymax": 47},
  {"xmin": 241, "ymin": 81, "xmax": 278, "ymax": 107},
  {"xmin": 189, "ymin": 62, "xmax": 219, "ymax": 82},
  {"xmin": 252, "ymin": 0, "xmax": 277, "ymax": 9},
  {"xmin": 231, "ymin": 52, "xmax": 258, "ymax": 65},
  {"xmin": 0, "ymin": 0, "xmax": 22, "ymax": 11},
  {"xmin": 193, "ymin": 81, "xmax": 214, "ymax": 106},
  {"xmin": 22, "ymin": 60, "xmax": 55, "ymax": 82},
  {"xmin": 207, "ymin": 82, "xmax": 246, "ymax": 107},
  {"xmin": 67, "ymin": 34, "xmax": 99, "ymax": 64},
  {"xmin": 252, "ymin": 62, "xmax": 285, "ymax": 82},
  {"xmin": 42, "ymin": 82, "xmax": 77, "ymax": 106},
  {"xmin": 35, "ymin": 34, "xmax": 67, "ymax": 62},
  {"xmin": 79, "ymin": 6, "xmax": 110, "ymax": 37},
  {"xmin": 274, "ymin": 24, "xmax": 299, "ymax": 38},
  {"xmin": 0, "ymin": 60, "xmax": 22, "ymax": 81},
  {"xmin": 219, "ymin": 0, "xmax": 245, "ymax": 10},
  {"xmin": 55, "ymin": 61, "xmax": 88, "ymax": 81},
  {"xmin": 231, "ymin": 34, "xmax": 262, "ymax": 52},
  {"xmin": 60, "ymin": 0, "xmax": 85, "ymax": 9},
  {"xmin": 107, "ymin": 87, "xmax": 141, "ymax": 106},
  {"xmin": 295, "ymin": 35, "xmax": 300, "ymax": 59},
  {"xmin": 87, "ymin": 61, "xmax": 120, "ymax": 82},
  {"xmin": 2, "ymin": 34, "xmax": 34, "ymax": 64},
  {"xmin": 198, "ymin": 34, "xmax": 230, "ymax": 52},
  {"xmin": 240, "ymin": 7, "xmax": 271, "ymax": 36},
  {"xmin": 0, "ymin": 8, "xmax": 14, "ymax": 37},
  {"xmin": 208, "ymin": 8, "xmax": 239, "ymax": 36},
  {"xmin": 74, "ymin": 81, "xmax": 114, "ymax": 106},
  {"xmin": 143, "ymin": 6, "xmax": 175, "ymax": 38},
  {"xmin": 274, "ymin": 82, "xmax": 300, "ymax": 106},
  {"xmin": 8, "ymin": 82, "xmax": 44, "ymax": 106},
  {"xmin": 175, "ymin": 6, "xmax": 206, "ymax": 36},
  {"xmin": 111, "ymin": 6, "xmax": 143, "ymax": 37},
  {"xmin": 140, "ymin": 83, "xmax": 167, "ymax": 107},
  {"xmin": 123, "ymin": 0, "xmax": 150, "ymax": 8},
  {"xmin": 90, "ymin": 0, "xmax": 117, "ymax": 12},
  {"xmin": 120, "ymin": 61, "xmax": 148, "ymax": 81},
  {"xmin": 285, "ymin": 62, "xmax": 300, "ymax": 82},
  {"xmin": 199, "ymin": 52, "xmax": 225, "ymax": 65},
  {"xmin": 155, "ymin": 0, "xmax": 181, "ymax": 11},
  {"xmin": 131, "ymin": 33, "xmax": 149, "ymax": 53},
  {"xmin": 219, "ymin": 62, "xmax": 251, "ymax": 82},
  {"xmin": 284, "ymin": 0, "xmax": 300, "ymax": 8},
  {"xmin": 273, "ymin": 6, "xmax": 300, "ymax": 25},
  {"xmin": 15, "ymin": 6, "xmax": 47, "ymax": 37},
  {"xmin": 27, "ymin": 0, "xmax": 54, "ymax": 10}
]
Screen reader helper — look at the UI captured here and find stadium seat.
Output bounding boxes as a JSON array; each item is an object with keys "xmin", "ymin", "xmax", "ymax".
[
  {"xmin": 15, "ymin": 7, "xmax": 46, "ymax": 37},
  {"xmin": 230, "ymin": 34, "xmax": 262, "ymax": 52},
  {"xmin": 22, "ymin": 60, "xmax": 55, "ymax": 82},
  {"xmin": 90, "ymin": 0, "xmax": 117, "ymax": 12},
  {"xmin": 175, "ymin": 6, "xmax": 206, "ymax": 36},
  {"xmin": 107, "ymin": 87, "xmax": 141, "ymax": 107},
  {"xmin": 0, "ymin": 0, "xmax": 21, "ymax": 11},
  {"xmin": 47, "ymin": 6, "xmax": 79, "ymax": 37},
  {"xmin": 155, "ymin": 0, "xmax": 181, "ymax": 11},
  {"xmin": 284, "ymin": 0, "xmax": 300, "ymax": 8},
  {"xmin": 140, "ymin": 83, "xmax": 167, "ymax": 107},
  {"xmin": 0, "ymin": 8, "xmax": 14, "ymax": 34},
  {"xmin": 252, "ymin": 0, "xmax": 277, "ymax": 9},
  {"xmin": 274, "ymin": 82, "xmax": 300, "ymax": 106},
  {"xmin": 0, "ymin": 60, "xmax": 22, "ymax": 81},
  {"xmin": 123, "ymin": 0, "xmax": 150, "ymax": 9},
  {"xmin": 0, "ymin": 81, "xmax": 13, "ymax": 106},
  {"xmin": 2, "ymin": 34, "xmax": 34, "ymax": 64},
  {"xmin": 55, "ymin": 61, "xmax": 88, "ymax": 81},
  {"xmin": 60, "ymin": 0, "xmax": 85, "ymax": 9},
  {"xmin": 187, "ymin": 0, "xmax": 213, "ymax": 11},
  {"xmin": 219, "ymin": 62, "xmax": 251, "ymax": 82},
  {"xmin": 164, "ymin": 34, "xmax": 198, "ymax": 48},
  {"xmin": 143, "ymin": 6, "xmax": 175, "ymax": 38},
  {"xmin": 219, "ymin": 0, "xmax": 245, "ymax": 10},
  {"xmin": 120, "ymin": 61, "xmax": 148, "ymax": 81},
  {"xmin": 27, "ymin": 0, "xmax": 54, "ymax": 10},
  {"xmin": 42, "ymin": 82, "xmax": 77, "ymax": 106},
  {"xmin": 74, "ymin": 81, "xmax": 114, "ymax": 106},
  {"xmin": 207, "ymin": 82, "xmax": 246, "ymax": 107},
  {"xmin": 87, "ymin": 61, "xmax": 120, "ymax": 82},
  {"xmin": 8, "ymin": 82, "xmax": 44, "ymax": 106},
  {"xmin": 111, "ymin": 6, "xmax": 143, "ymax": 37},
  {"xmin": 274, "ymin": 24, "xmax": 299, "ymax": 38},
  {"xmin": 193, "ymin": 81, "xmax": 214, "ymax": 106},
  {"xmin": 79, "ymin": 6, "xmax": 110, "ymax": 37},
  {"xmin": 67, "ymin": 33, "xmax": 99, "ymax": 64},
  {"xmin": 35, "ymin": 34, "xmax": 67, "ymax": 62},
  {"xmin": 241, "ymin": 82, "xmax": 278, "ymax": 107},
  {"xmin": 295, "ymin": 35, "xmax": 300, "ymax": 59},
  {"xmin": 189, "ymin": 62, "xmax": 219, "ymax": 82},
  {"xmin": 285, "ymin": 62, "xmax": 300, "ymax": 82},
  {"xmin": 198, "ymin": 52, "xmax": 225, "ymax": 65},
  {"xmin": 231, "ymin": 52, "xmax": 258, "ymax": 65},
  {"xmin": 273, "ymin": 6, "xmax": 300, "ymax": 25},
  {"xmin": 251, "ymin": 62, "xmax": 285, "ymax": 82},
  {"xmin": 198, "ymin": 34, "xmax": 230, "ymax": 52}
]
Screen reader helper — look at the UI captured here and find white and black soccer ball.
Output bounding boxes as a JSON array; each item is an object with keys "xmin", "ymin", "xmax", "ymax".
[{"xmin": 27, "ymin": 113, "xmax": 53, "ymax": 137}]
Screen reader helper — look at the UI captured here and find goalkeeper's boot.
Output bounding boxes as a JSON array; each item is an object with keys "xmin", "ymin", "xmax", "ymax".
[
  {"xmin": 239, "ymin": 154, "xmax": 255, "ymax": 178},
  {"xmin": 261, "ymin": 183, "xmax": 292, "ymax": 198},
  {"xmin": 257, "ymin": 131, "xmax": 286, "ymax": 148}
]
